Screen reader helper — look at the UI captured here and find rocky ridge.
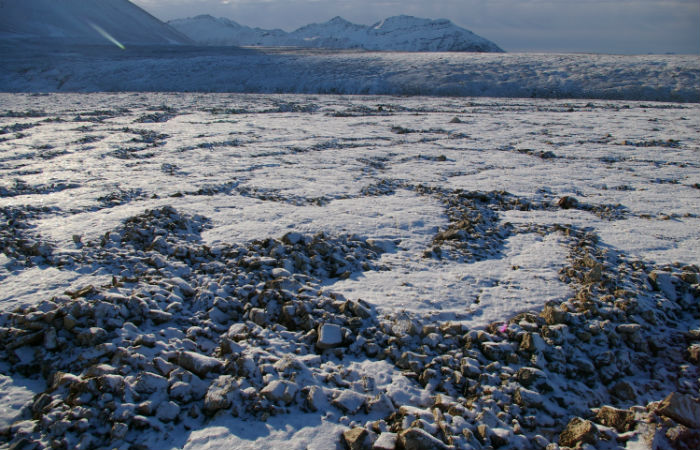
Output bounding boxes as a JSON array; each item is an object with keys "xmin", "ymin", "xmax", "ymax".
[
  {"xmin": 167, "ymin": 15, "xmax": 504, "ymax": 52},
  {"xmin": 0, "ymin": 183, "xmax": 698, "ymax": 450}
]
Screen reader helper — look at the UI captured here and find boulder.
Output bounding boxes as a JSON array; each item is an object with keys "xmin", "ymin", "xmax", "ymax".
[
  {"xmin": 372, "ymin": 432, "xmax": 397, "ymax": 450},
  {"xmin": 343, "ymin": 427, "xmax": 371, "ymax": 450},
  {"xmin": 399, "ymin": 428, "xmax": 450, "ymax": 450},
  {"xmin": 656, "ymin": 392, "xmax": 700, "ymax": 429},
  {"xmin": 559, "ymin": 417, "xmax": 599, "ymax": 448},
  {"xmin": 317, "ymin": 323, "xmax": 343, "ymax": 349},
  {"xmin": 177, "ymin": 351, "xmax": 223, "ymax": 378},
  {"xmin": 261, "ymin": 380, "xmax": 298, "ymax": 405},
  {"xmin": 594, "ymin": 406, "xmax": 634, "ymax": 432}
]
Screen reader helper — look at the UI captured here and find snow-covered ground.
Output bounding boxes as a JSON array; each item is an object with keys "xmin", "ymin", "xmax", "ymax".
[
  {"xmin": 0, "ymin": 45, "xmax": 698, "ymax": 102},
  {"xmin": 0, "ymin": 94, "xmax": 698, "ymax": 449}
]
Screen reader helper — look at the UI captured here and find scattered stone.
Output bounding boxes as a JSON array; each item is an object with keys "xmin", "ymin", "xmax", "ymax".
[
  {"xmin": 261, "ymin": 380, "xmax": 298, "ymax": 405},
  {"xmin": 372, "ymin": 432, "xmax": 397, "ymax": 450},
  {"xmin": 594, "ymin": 406, "xmax": 634, "ymax": 432},
  {"xmin": 317, "ymin": 323, "xmax": 343, "ymax": 349},
  {"xmin": 558, "ymin": 417, "xmax": 599, "ymax": 448},
  {"xmin": 156, "ymin": 401, "xmax": 180, "ymax": 423},
  {"xmin": 332, "ymin": 390, "xmax": 366, "ymax": 415},
  {"xmin": 177, "ymin": 351, "xmax": 223, "ymax": 378},
  {"xmin": 398, "ymin": 427, "xmax": 450, "ymax": 450},
  {"xmin": 343, "ymin": 427, "xmax": 371, "ymax": 450},
  {"xmin": 557, "ymin": 196, "xmax": 579, "ymax": 209},
  {"xmin": 656, "ymin": 392, "xmax": 700, "ymax": 429}
]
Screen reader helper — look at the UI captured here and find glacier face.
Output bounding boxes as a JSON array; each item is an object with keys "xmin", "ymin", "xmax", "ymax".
[{"xmin": 168, "ymin": 14, "xmax": 504, "ymax": 52}]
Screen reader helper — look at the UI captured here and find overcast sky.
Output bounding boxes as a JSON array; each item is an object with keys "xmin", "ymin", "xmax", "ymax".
[{"xmin": 132, "ymin": 0, "xmax": 700, "ymax": 54}]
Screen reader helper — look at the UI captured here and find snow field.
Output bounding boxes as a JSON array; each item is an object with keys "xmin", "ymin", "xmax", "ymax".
[{"xmin": 0, "ymin": 94, "xmax": 698, "ymax": 449}]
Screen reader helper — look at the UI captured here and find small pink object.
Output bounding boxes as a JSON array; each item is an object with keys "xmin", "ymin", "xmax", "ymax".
[{"xmin": 498, "ymin": 323, "xmax": 508, "ymax": 333}]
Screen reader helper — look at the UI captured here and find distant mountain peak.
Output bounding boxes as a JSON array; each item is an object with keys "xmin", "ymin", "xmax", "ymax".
[{"xmin": 169, "ymin": 14, "xmax": 504, "ymax": 52}]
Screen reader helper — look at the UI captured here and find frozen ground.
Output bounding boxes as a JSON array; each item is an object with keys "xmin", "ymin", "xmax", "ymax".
[
  {"xmin": 0, "ymin": 44, "xmax": 698, "ymax": 102},
  {"xmin": 0, "ymin": 93, "xmax": 698, "ymax": 449}
]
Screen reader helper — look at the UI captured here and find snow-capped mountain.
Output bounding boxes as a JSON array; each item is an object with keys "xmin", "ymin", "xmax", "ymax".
[
  {"xmin": 168, "ymin": 14, "xmax": 504, "ymax": 52},
  {"xmin": 0, "ymin": 0, "xmax": 191, "ymax": 45}
]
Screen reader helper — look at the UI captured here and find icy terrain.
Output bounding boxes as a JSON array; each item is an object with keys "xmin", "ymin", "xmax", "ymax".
[
  {"xmin": 0, "ymin": 94, "xmax": 699, "ymax": 449},
  {"xmin": 168, "ymin": 15, "xmax": 503, "ymax": 52}
]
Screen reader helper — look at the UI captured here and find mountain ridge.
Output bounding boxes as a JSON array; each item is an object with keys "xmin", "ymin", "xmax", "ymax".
[
  {"xmin": 0, "ymin": 0, "xmax": 191, "ymax": 45},
  {"xmin": 168, "ymin": 14, "xmax": 504, "ymax": 52}
]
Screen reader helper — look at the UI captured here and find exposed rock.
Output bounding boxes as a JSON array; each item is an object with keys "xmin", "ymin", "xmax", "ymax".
[
  {"xmin": 398, "ymin": 427, "xmax": 450, "ymax": 450},
  {"xmin": 594, "ymin": 406, "xmax": 634, "ymax": 432},
  {"xmin": 317, "ymin": 323, "xmax": 343, "ymax": 349},
  {"xmin": 541, "ymin": 304, "xmax": 567, "ymax": 325},
  {"xmin": 332, "ymin": 390, "xmax": 366, "ymax": 414},
  {"xmin": 343, "ymin": 427, "xmax": 371, "ymax": 450},
  {"xmin": 514, "ymin": 387, "xmax": 545, "ymax": 409},
  {"xmin": 204, "ymin": 376, "xmax": 236, "ymax": 414},
  {"xmin": 656, "ymin": 392, "xmax": 700, "ymax": 429},
  {"xmin": 156, "ymin": 401, "xmax": 180, "ymax": 423},
  {"xmin": 373, "ymin": 432, "xmax": 397, "ymax": 450},
  {"xmin": 557, "ymin": 196, "xmax": 579, "ymax": 210},
  {"xmin": 303, "ymin": 385, "xmax": 328, "ymax": 412},
  {"xmin": 177, "ymin": 351, "xmax": 223, "ymax": 378},
  {"xmin": 133, "ymin": 372, "xmax": 168, "ymax": 394},
  {"xmin": 261, "ymin": 380, "xmax": 298, "ymax": 405},
  {"xmin": 612, "ymin": 380, "xmax": 637, "ymax": 401},
  {"xmin": 517, "ymin": 367, "xmax": 546, "ymax": 388},
  {"xmin": 559, "ymin": 417, "xmax": 599, "ymax": 448}
]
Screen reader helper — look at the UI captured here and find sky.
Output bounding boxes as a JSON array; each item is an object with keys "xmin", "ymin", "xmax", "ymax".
[{"xmin": 131, "ymin": 0, "xmax": 700, "ymax": 54}]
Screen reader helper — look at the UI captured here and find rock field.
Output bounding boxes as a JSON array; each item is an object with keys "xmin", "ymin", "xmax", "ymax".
[{"xmin": 0, "ymin": 93, "xmax": 698, "ymax": 450}]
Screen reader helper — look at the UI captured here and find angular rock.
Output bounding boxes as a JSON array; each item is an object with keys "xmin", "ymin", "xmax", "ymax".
[
  {"xmin": 481, "ymin": 342, "xmax": 514, "ymax": 361},
  {"xmin": 517, "ymin": 366, "xmax": 546, "ymax": 388},
  {"xmin": 317, "ymin": 323, "xmax": 343, "ymax": 349},
  {"xmin": 559, "ymin": 417, "xmax": 599, "ymax": 448},
  {"xmin": 399, "ymin": 427, "xmax": 450, "ymax": 450},
  {"xmin": 204, "ymin": 376, "xmax": 236, "ymax": 414},
  {"xmin": 303, "ymin": 385, "xmax": 329, "ymax": 412},
  {"xmin": 343, "ymin": 427, "xmax": 371, "ymax": 450},
  {"xmin": 261, "ymin": 379, "xmax": 298, "ymax": 405},
  {"xmin": 594, "ymin": 406, "xmax": 634, "ymax": 432},
  {"xmin": 520, "ymin": 332, "xmax": 546, "ymax": 353},
  {"xmin": 332, "ymin": 390, "xmax": 366, "ymax": 414},
  {"xmin": 156, "ymin": 401, "xmax": 180, "ymax": 423},
  {"xmin": 133, "ymin": 372, "xmax": 168, "ymax": 394},
  {"xmin": 541, "ymin": 304, "xmax": 567, "ymax": 325},
  {"xmin": 514, "ymin": 387, "xmax": 545, "ymax": 409},
  {"xmin": 611, "ymin": 380, "xmax": 636, "ymax": 401},
  {"xmin": 373, "ymin": 432, "xmax": 397, "ymax": 450},
  {"xmin": 76, "ymin": 327, "xmax": 108, "ymax": 346},
  {"xmin": 557, "ymin": 196, "xmax": 579, "ymax": 209},
  {"xmin": 656, "ymin": 392, "xmax": 700, "ymax": 429},
  {"xmin": 177, "ymin": 351, "xmax": 223, "ymax": 378}
]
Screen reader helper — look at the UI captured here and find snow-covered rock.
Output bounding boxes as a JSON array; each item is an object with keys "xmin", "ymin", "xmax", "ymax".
[
  {"xmin": 168, "ymin": 14, "xmax": 503, "ymax": 52},
  {"xmin": 0, "ymin": 0, "xmax": 191, "ymax": 45}
]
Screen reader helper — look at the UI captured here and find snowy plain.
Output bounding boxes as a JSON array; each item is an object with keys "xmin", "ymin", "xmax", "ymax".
[{"xmin": 0, "ymin": 92, "xmax": 698, "ymax": 449}]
